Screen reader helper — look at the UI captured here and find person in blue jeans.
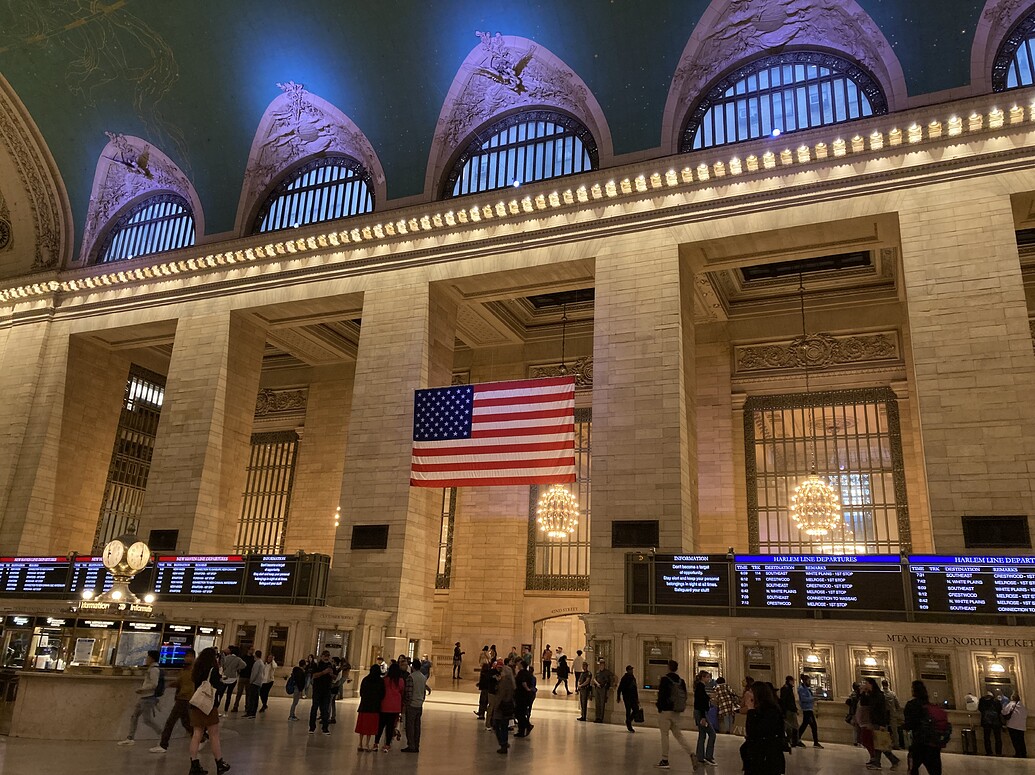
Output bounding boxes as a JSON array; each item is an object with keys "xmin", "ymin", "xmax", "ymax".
[
  {"xmin": 797, "ymin": 674, "xmax": 823, "ymax": 747},
  {"xmin": 693, "ymin": 670, "xmax": 717, "ymax": 766}
]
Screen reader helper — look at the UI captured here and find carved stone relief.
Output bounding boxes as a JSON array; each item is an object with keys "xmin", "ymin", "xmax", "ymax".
[
  {"xmin": 529, "ymin": 356, "xmax": 593, "ymax": 390},
  {"xmin": 80, "ymin": 132, "xmax": 197, "ymax": 264},
  {"xmin": 254, "ymin": 387, "xmax": 308, "ymax": 418},
  {"xmin": 239, "ymin": 82, "xmax": 384, "ymax": 229},
  {"xmin": 1029, "ymin": 318, "xmax": 1035, "ymax": 353},
  {"xmin": 451, "ymin": 371, "xmax": 471, "ymax": 386},
  {"xmin": 0, "ymin": 190, "xmax": 10, "ymax": 251},
  {"xmin": 734, "ymin": 331, "xmax": 899, "ymax": 374}
]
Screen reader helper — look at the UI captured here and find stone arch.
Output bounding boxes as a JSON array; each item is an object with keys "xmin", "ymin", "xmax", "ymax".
[
  {"xmin": 660, "ymin": 0, "xmax": 909, "ymax": 155},
  {"xmin": 425, "ymin": 32, "xmax": 614, "ymax": 199},
  {"xmin": 0, "ymin": 72, "xmax": 73, "ymax": 276},
  {"xmin": 235, "ymin": 82, "xmax": 386, "ymax": 236},
  {"xmin": 78, "ymin": 133, "xmax": 203, "ymax": 266},
  {"xmin": 972, "ymin": 0, "xmax": 1035, "ymax": 93}
]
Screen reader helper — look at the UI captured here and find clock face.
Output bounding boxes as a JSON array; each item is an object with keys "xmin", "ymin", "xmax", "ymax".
[
  {"xmin": 102, "ymin": 540, "xmax": 125, "ymax": 570},
  {"xmin": 126, "ymin": 541, "xmax": 150, "ymax": 571}
]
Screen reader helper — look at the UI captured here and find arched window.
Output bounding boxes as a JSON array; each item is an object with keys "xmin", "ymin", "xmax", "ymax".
[
  {"xmin": 254, "ymin": 156, "xmax": 373, "ymax": 233},
  {"xmin": 445, "ymin": 110, "xmax": 597, "ymax": 198},
  {"xmin": 681, "ymin": 52, "xmax": 887, "ymax": 152},
  {"xmin": 96, "ymin": 193, "xmax": 195, "ymax": 264},
  {"xmin": 993, "ymin": 9, "xmax": 1035, "ymax": 90}
]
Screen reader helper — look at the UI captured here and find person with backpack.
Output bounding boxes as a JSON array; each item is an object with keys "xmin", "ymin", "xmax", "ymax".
[
  {"xmin": 740, "ymin": 680, "xmax": 786, "ymax": 775},
  {"xmin": 978, "ymin": 691, "xmax": 1004, "ymax": 756},
  {"xmin": 903, "ymin": 680, "xmax": 950, "ymax": 775},
  {"xmin": 287, "ymin": 660, "xmax": 306, "ymax": 721},
  {"xmin": 655, "ymin": 659, "xmax": 695, "ymax": 770},
  {"xmin": 1003, "ymin": 692, "xmax": 1028, "ymax": 758},
  {"xmin": 118, "ymin": 649, "xmax": 165, "ymax": 745}
]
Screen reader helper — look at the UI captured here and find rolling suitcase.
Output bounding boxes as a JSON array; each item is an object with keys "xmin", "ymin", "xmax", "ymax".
[{"xmin": 960, "ymin": 727, "xmax": 978, "ymax": 755}]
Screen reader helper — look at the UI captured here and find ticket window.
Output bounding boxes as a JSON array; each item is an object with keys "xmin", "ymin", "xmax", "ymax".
[
  {"xmin": 853, "ymin": 646, "xmax": 894, "ymax": 691},
  {"xmin": 796, "ymin": 644, "xmax": 834, "ymax": 700},
  {"xmin": 913, "ymin": 653, "xmax": 956, "ymax": 709},
  {"xmin": 30, "ymin": 617, "xmax": 72, "ymax": 671},
  {"xmin": 317, "ymin": 630, "xmax": 348, "ymax": 662},
  {"xmin": 161, "ymin": 625, "xmax": 197, "ymax": 667},
  {"xmin": 1, "ymin": 617, "xmax": 34, "ymax": 668},
  {"xmin": 116, "ymin": 622, "xmax": 162, "ymax": 667},
  {"xmin": 70, "ymin": 620, "xmax": 120, "ymax": 667},
  {"xmin": 195, "ymin": 626, "xmax": 222, "ymax": 654},
  {"xmin": 266, "ymin": 626, "xmax": 289, "ymax": 665},
  {"xmin": 235, "ymin": 624, "xmax": 256, "ymax": 653},
  {"xmin": 590, "ymin": 638, "xmax": 614, "ymax": 672},
  {"xmin": 976, "ymin": 653, "xmax": 1018, "ymax": 701},
  {"xmin": 692, "ymin": 640, "xmax": 724, "ymax": 681},
  {"xmin": 643, "ymin": 640, "xmax": 674, "ymax": 690},
  {"xmin": 743, "ymin": 644, "xmax": 776, "ymax": 688}
]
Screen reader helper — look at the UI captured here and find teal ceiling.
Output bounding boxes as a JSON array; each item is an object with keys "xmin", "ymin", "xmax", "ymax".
[{"xmin": 0, "ymin": 0, "xmax": 992, "ymax": 244}]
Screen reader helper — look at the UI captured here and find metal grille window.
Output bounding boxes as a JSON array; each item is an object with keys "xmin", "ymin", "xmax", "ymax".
[
  {"xmin": 682, "ymin": 52, "xmax": 886, "ymax": 151},
  {"xmin": 436, "ymin": 488, "xmax": 457, "ymax": 589},
  {"xmin": 234, "ymin": 431, "xmax": 300, "ymax": 554},
  {"xmin": 445, "ymin": 110, "xmax": 597, "ymax": 198},
  {"xmin": 254, "ymin": 156, "xmax": 374, "ymax": 233},
  {"xmin": 744, "ymin": 388, "xmax": 910, "ymax": 555},
  {"xmin": 527, "ymin": 409, "xmax": 590, "ymax": 590},
  {"xmin": 94, "ymin": 366, "xmax": 165, "ymax": 549},
  {"xmin": 993, "ymin": 10, "xmax": 1035, "ymax": 90},
  {"xmin": 97, "ymin": 193, "xmax": 195, "ymax": 263}
]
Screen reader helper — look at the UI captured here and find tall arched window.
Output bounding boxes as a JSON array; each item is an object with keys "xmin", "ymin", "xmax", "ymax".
[
  {"xmin": 445, "ymin": 110, "xmax": 597, "ymax": 198},
  {"xmin": 253, "ymin": 156, "xmax": 374, "ymax": 234},
  {"xmin": 681, "ymin": 52, "xmax": 887, "ymax": 152},
  {"xmin": 96, "ymin": 193, "xmax": 195, "ymax": 264},
  {"xmin": 993, "ymin": 9, "xmax": 1035, "ymax": 90}
]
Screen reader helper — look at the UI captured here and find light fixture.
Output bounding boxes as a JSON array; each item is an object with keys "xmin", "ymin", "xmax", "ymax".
[
  {"xmin": 536, "ymin": 484, "xmax": 579, "ymax": 539},
  {"xmin": 863, "ymin": 645, "xmax": 878, "ymax": 667},
  {"xmin": 334, "ymin": 506, "xmax": 341, "ymax": 529},
  {"xmin": 788, "ymin": 272, "xmax": 842, "ymax": 537},
  {"xmin": 989, "ymin": 650, "xmax": 1006, "ymax": 674},
  {"xmin": 699, "ymin": 639, "xmax": 713, "ymax": 659},
  {"xmin": 806, "ymin": 641, "xmax": 821, "ymax": 664}
]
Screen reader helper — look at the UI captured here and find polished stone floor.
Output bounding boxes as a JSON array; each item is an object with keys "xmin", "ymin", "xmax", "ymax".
[{"xmin": 1, "ymin": 689, "xmax": 1031, "ymax": 774}]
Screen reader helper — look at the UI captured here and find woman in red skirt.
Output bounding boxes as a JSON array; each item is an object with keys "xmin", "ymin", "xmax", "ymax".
[{"xmin": 355, "ymin": 665, "xmax": 385, "ymax": 751}]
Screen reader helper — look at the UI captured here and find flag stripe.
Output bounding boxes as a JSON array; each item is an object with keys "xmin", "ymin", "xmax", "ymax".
[
  {"xmin": 474, "ymin": 390, "xmax": 574, "ymax": 408},
  {"xmin": 412, "ymin": 440, "xmax": 574, "ymax": 457},
  {"xmin": 411, "ymin": 473, "xmax": 576, "ymax": 487},
  {"xmin": 412, "ymin": 456, "xmax": 575, "ymax": 473},
  {"xmin": 471, "ymin": 424, "xmax": 575, "ymax": 439},
  {"xmin": 411, "ymin": 465, "xmax": 576, "ymax": 480}
]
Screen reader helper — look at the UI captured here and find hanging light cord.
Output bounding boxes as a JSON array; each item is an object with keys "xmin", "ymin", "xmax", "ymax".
[
  {"xmin": 798, "ymin": 270, "xmax": 819, "ymax": 472},
  {"xmin": 559, "ymin": 302, "xmax": 568, "ymax": 374}
]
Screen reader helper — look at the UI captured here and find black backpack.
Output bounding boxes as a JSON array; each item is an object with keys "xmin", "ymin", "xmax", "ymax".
[{"xmin": 154, "ymin": 668, "xmax": 166, "ymax": 698}]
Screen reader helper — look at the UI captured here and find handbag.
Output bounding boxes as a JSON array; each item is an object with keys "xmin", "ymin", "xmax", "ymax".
[
  {"xmin": 190, "ymin": 679, "xmax": 216, "ymax": 715},
  {"xmin": 633, "ymin": 707, "xmax": 645, "ymax": 723},
  {"xmin": 873, "ymin": 727, "xmax": 893, "ymax": 751}
]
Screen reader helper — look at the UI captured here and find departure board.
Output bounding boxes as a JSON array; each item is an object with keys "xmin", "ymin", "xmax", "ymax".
[
  {"xmin": 245, "ymin": 556, "xmax": 298, "ymax": 598},
  {"xmin": 0, "ymin": 557, "xmax": 70, "ymax": 596},
  {"xmin": 70, "ymin": 557, "xmax": 154, "ymax": 596},
  {"xmin": 735, "ymin": 555, "xmax": 905, "ymax": 612},
  {"xmin": 154, "ymin": 556, "xmax": 246, "ymax": 597},
  {"xmin": 909, "ymin": 555, "xmax": 1035, "ymax": 615},
  {"xmin": 654, "ymin": 555, "xmax": 731, "ymax": 607}
]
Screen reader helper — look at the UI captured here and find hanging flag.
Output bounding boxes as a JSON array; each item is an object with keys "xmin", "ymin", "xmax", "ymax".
[{"xmin": 410, "ymin": 376, "xmax": 576, "ymax": 487}]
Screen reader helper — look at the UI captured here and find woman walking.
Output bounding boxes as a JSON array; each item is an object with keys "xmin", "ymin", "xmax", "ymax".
[
  {"xmin": 553, "ymin": 653, "xmax": 571, "ymax": 695},
  {"xmin": 855, "ymin": 677, "xmax": 900, "ymax": 770},
  {"xmin": 739, "ymin": 681, "xmax": 785, "ymax": 775},
  {"xmin": 375, "ymin": 661, "xmax": 406, "ymax": 753},
  {"xmin": 188, "ymin": 647, "xmax": 231, "ymax": 775},
  {"xmin": 355, "ymin": 665, "xmax": 385, "ymax": 752}
]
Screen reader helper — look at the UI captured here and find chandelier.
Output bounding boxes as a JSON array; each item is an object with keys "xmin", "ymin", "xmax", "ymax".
[
  {"xmin": 536, "ymin": 483, "xmax": 579, "ymax": 539},
  {"xmin": 788, "ymin": 271, "xmax": 842, "ymax": 537}
]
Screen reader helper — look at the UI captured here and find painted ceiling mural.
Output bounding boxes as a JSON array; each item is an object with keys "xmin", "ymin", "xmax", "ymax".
[{"xmin": 0, "ymin": 0, "xmax": 1001, "ymax": 248}]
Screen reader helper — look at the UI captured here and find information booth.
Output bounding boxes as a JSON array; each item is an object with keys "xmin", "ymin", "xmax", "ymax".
[
  {"xmin": 1, "ymin": 616, "xmax": 34, "ymax": 668},
  {"xmin": 28, "ymin": 616, "xmax": 71, "ymax": 671},
  {"xmin": 69, "ymin": 618, "xmax": 119, "ymax": 667}
]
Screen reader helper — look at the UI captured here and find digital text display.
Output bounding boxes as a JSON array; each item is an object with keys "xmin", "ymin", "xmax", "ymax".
[
  {"xmin": 909, "ymin": 555, "xmax": 1035, "ymax": 615},
  {"xmin": 244, "ymin": 556, "xmax": 298, "ymax": 598},
  {"xmin": 653, "ymin": 555, "xmax": 731, "ymax": 607},
  {"xmin": 154, "ymin": 556, "xmax": 246, "ymax": 597},
  {"xmin": 0, "ymin": 557, "xmax": 70, "ymax": 596},
  {"xmin": 734, "ymin": 554, "xmax": 905, "ymax": 612}
]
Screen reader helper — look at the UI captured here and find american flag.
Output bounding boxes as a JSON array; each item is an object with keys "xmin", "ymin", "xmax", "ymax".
[{"xmin": 410, "ymin": 376, "xmax": 576, "ymax": 488}]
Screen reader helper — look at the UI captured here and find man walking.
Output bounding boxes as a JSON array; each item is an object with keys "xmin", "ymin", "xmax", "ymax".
[
  {"xmin": 243, "ymin": 650, "xmax": 263, "ymax": 718},
  {"xmin": 780, "ymin": 675, "xmax": 801, "ymax": 747},
  {"xmin": 712, "ymin": 676, "xmax": 738, "ymax": 734},
  {"xmin": 616, "ymin": 664, "xmax": 640, "ymax": 732},
  {"xmin": 151, "ymin": 649, "xmax": 195, "ymax": 753},
  {"xmin": 402, "ymin": 656, "xmax": 431, "ymax": 753},
  {"xmin": 693, "ymin": 670, "xmax": 717, "ymax": 766},
  {"xmin": 216, "ymin": 646, "xmax": 244, "ymax": 714},
  {"xmin": 655, "ymin": 659, "xmax": 694, "ymax": 769},
  {"xmin": 259, "ymin": 652, "xmax": 277, "ymax": 712},
  {"xmin": 798, "ymin": 674, "xmax": 823, "ymax": 747},
  {"xmin": 118, "ymin": 650, "xmax": 165, "ymax": 746},
  {"xmin": 308, "ymin": 650, "xmax": 334, "ymax": 735},
  {"xmin": 593, "ymin": 658, "xmax": 615, "ymax": 723}
]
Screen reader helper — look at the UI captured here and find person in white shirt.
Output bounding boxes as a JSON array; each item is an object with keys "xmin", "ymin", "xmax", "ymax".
[
  {"xmin": 1003, "ymin": 693, "xmax": 1028, "ymax": 758},
  {"xmin": 572, "ymin": 650, "xmax": 587, "ymax": 689},
  {"xmin": 259, "ymin": 653, "xmax": 277, "ymax": 712},
  {"xmin": 243, "ymin": 650, "xmax": 265, "ymax": 718},
  {"xmin": 118, "ymin": 650, "xmax": 164, "ymax": 745}
]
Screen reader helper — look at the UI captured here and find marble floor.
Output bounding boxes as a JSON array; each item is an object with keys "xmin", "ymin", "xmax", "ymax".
[{"xmin": 1, "ymin": 689, "xmax": 1030, "ymax": 775}]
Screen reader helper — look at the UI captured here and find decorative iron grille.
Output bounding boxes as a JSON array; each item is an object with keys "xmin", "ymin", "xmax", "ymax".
[{"xmin": 233, "ymin": 431, "xmax": 300, "ymax": 554}]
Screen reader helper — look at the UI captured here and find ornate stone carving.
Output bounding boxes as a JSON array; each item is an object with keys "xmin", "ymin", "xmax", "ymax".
[
  {"xmin": 0, "ymin": 79, "xmax": 67, "ymax": 269},
  {"xmin": 670, "ymin": 0, "xmax": 896, "ymax": 126},
  {"xmin": 241, "ymin": 82, "xmax": 384, "ymax": 222},
  {"xmin": 436, "ymin": 33, "xmax": 594, "ymax": 153},
  {"xmin": 451, "ymin": 371, "xmax": 471, "ymax": 386},
  {"xmin": 1029, "ymin": 319, "xmax": 1035, "ymax": 353},
  {"xmin": 0, "ymin": 190, "xmax": 10, "ymax": 252},
  {"xmin": 529, "ymin": 356, "xmax": 593, "ymax": 390},
  {"xmin": 735, "ymin": 332, "xmax": 898, "ymax": 373},
  {"xmin": 254, "ymin": 387, "xmax": 308, "ymax": 418},
  {"xmin": 80, "ymin": 132, "xmax": 197, "ymax": 263}
]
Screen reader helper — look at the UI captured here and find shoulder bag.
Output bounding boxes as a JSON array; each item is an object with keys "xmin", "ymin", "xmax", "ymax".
[{"xmin": 190, "ymin": 673, "xmax": 217, "ymax": 715}]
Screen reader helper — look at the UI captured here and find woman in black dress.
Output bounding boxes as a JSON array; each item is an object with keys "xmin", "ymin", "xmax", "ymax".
[
  {"xmin": 553, "ymin": 653, "xmax": 571, "ymax": 694},
  {"xmin": 740, "ymin": 681, "xmax": 786, "ymax": 775},
  {"xmin": 189, "ymin": 647, "xmax": 231, "ymax": 775}
]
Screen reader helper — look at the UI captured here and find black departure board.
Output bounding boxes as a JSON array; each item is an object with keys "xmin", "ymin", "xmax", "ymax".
[
  {"xmin": 654, "ymin": 555, "xmax": 731, "ymax": 607},
  {"xmin": 734, "ymin": 555, "xmax": 905, "ymax": 612},
  {"xmin": 154, "ymin": 555, "xmax": 246, "ymax": 598},
  {"xmin": 70, "ymin": 557, "xmax": 154, "ymax": 596},
  {"xmin": 245, "ymin": 556, "xmax": 298, "ymax": 598},
  {"xmin": 909, "ymin": 555, "xmax": 1035, "ymax": 615},
  {"xmin": 0, "ymin": 557, "xmax": 70, "ymax": 596}
]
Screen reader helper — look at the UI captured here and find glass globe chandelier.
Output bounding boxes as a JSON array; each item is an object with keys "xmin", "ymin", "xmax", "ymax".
[
  {"xmin": 789, "ymin": 272, "xmax": 842, "ymax": 537},
  {"xmin": 536, "ymin": 483, "xmax": 579, "ymax": 539}
]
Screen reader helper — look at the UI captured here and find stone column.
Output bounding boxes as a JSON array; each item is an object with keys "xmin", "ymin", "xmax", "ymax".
[
  {"xmin": 590, "ymin": 242, "xmax": 697, "ymax": 613},
  {"xmin": 898, "ymin": 187, "xmax": 1035, "ymax": 549},
  {"xmin": 136, "ymin": 312, "xmax": 267, "ymax": 552},
  {"xmin": 283, "ymin": 363, "xmax": 355, "ymax": 557},
  {"xmin": 331, "ymin": 282, "xmax": 457, "ymax": 644}
]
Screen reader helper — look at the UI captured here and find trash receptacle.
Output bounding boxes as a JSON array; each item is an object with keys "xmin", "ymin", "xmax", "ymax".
[{"xmin": 960, "ymin": 726, "xmax": 978, "ymax": 755}]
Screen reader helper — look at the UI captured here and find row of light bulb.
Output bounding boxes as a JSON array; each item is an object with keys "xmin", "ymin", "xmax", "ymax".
[
  {"xmin": 81, "ymin": 590, "xmax": 156, "ymax": 604},
  {"xmin": 1, "ymin": 100, "xmax": 1032, "ymax": 306}
]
